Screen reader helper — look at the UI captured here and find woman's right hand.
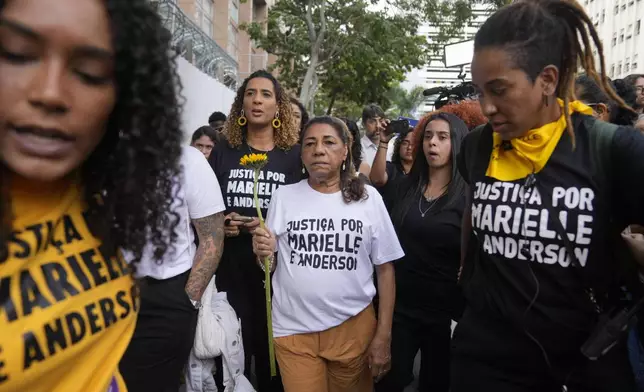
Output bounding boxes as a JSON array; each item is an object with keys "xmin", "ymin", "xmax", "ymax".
[
  {"xmin": 252, "ymin": 227, "xmax": 276, "ymax": 258},
  {"xmin": 224, "ymin": 212, "xmax": 244, "ymax": 237}
]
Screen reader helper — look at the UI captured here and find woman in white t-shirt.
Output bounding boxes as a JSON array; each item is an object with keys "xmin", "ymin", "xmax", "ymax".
[{"xmin": 252, "ymin": 116, "xmax": 404, "ymax": 392}]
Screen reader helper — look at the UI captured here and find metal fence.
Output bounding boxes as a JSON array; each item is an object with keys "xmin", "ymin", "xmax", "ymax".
[{"xmin": 151, "ymin": 0, "xmax": 239, "ymax": 90}]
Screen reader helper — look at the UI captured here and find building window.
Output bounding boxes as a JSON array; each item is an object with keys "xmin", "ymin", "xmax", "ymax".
[
  {"xmin": 618, "ymin": 62, "xmax": 623, "ymax": 76},
  {"xmin": 601, "ymin": 10, "xmax": 605, "ymax": 23},
  {"xmin": 637, "ymin": 20, "xmax": 641, "ymax": 35},
  {"xmin": 228, "ymin": 23, "xmax": 239, "ymax": 60},
  {"xmin": 620, "ymin": 28, "xmax": 625, "ymax": 42},
  {"xmin": 615, "ymin": 4, "xmax": 619, "ymax": 14},
  {"xmin": 626, "ymin": 57, "xmax": 631, "ymax": 72},
  {"xmin": 230, "ymin": 0, "xmax": 240, "ymax": 25},
  {"xmin": 612, "ymin": 33, "xmax": 617, "ymax": 46},
  {"xmin": 634, "ymin": 54, "xmax": 639, "ymax": 70},
  {"xmin": 195, "ymin": 0, "xmax": 213, "ymax": 37},
  {"xmin": 610, "ymin": 64, "xmax": 615, "ymax": 77}
]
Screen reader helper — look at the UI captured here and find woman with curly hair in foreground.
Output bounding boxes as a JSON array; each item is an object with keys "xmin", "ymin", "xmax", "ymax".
[
  {"xmin": 0, "ymin": 0, "xmax": 184, "ymax": 391},
  {"xmin": 209, "ymin": 70, "xmax": 300, "ymax": 392}
]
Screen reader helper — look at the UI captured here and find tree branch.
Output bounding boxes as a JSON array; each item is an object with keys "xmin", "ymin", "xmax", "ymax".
[
  {"xmin": 318, "ymin": 0, "xmax": 327, "ymax": 46},
  {"xmin": 305, "ymin": 0, "xmax": 317, "ymax": 44}
]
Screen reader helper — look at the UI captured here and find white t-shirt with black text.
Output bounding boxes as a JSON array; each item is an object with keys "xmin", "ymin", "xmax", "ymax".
[
  {"xmin": 130, "ymin": 146, "xmax": 226, "ymax": 280},
  {"xmin": 266, "ymin": 180, "xmax": 404, "ymax": 337}
]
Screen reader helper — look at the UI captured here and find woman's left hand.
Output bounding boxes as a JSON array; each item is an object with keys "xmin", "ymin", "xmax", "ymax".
[{"xmin": 368, "ymin": 333, "xmax": 391, "ymax": 382}]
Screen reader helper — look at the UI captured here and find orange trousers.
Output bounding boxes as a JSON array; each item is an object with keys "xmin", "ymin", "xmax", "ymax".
[{"xmin": 274, "ymin": 305, "xmax": 377, "ymax": 392}]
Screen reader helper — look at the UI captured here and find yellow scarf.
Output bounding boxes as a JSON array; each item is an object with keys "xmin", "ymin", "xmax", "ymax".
[{"xmin": 486, "ymin": 100, "xmax": 593, "ymax": 182}]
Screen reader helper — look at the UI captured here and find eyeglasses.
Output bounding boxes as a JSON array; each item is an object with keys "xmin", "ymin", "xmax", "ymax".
[{"xmin": 635, "ymin": 86, "xmax": 644, "ymax": 95}]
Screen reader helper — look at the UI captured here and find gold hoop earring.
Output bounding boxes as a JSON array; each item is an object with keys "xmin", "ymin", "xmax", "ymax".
[
  {"xmin": 272, "ymin": 112, "xmax": 282, "ymax": 129},
  {"xmin": 238, "ymin": 110, "xmax": 248, "ymax": 127}
]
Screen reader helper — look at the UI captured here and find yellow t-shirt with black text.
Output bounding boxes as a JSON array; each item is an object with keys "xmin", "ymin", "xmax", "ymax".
[{"xmin": 0, "ymin": 180, "xmax": 138, "ymax": 392}]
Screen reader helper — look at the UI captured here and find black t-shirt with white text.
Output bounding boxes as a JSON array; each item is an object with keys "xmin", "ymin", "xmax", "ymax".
[
  {"xmin": 383, "ymin": 174, "xmax": 464, "ymax": 324},
  {"xmin": 457, "ymin": 119, "xmax": 644, "ymax": 357},
  {"xmin": 209, "ymin": 141, "xmax": 301, "ymax": 294}
]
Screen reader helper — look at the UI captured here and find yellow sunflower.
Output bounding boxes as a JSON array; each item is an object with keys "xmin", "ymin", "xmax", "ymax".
[{"xmin": 239, "ymin": 153, "xmax": 269, "ymax": 170}]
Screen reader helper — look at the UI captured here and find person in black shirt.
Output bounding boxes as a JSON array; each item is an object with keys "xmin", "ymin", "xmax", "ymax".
[
  {"xmin": 452, "ymin": 1, "xmax": 644, "ymax": 391},
  {"xmin": 209, "ymin": 70, "xmax": 300, "ymax": 392},
  {"xmin": 373, "ymin": 112, "xmax": 467, "ymax": 392},
  {"xmin": 575, "ymin": 74, "xmax": 639, "ymax": 126},
  {"xmin": 389, "ymin": 127, "xmax": 414, "ymax": 177},
  {"xmin": 370, "ymin": 126, "xmax": 415, "ymax": 211}
]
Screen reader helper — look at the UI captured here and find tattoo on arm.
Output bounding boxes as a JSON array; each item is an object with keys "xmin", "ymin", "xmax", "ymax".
[{"xmin": 185, "ymin": 212, "xmax": 225, "ymax": 301}]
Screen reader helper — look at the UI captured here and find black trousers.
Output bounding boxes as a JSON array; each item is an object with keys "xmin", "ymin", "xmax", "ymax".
[
  {"xmin": 216, "ymin": 254, "xmax": 284, "ymax": 392},
  {"xmin": 375, "ymin": 316, "xmax": 451, "ymax": 392},
  {"xmin": 119, "ymin": 269, "xmax": 198, "ymax": 392},
  {"xmin": 451, "ymin": 307, "xmax": 636, "ymax": 392}
]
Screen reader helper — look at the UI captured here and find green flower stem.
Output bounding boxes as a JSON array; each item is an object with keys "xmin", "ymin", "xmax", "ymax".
[{"xmin": 253, "ymin": 169, "xmax": 277, "ymax": 378}]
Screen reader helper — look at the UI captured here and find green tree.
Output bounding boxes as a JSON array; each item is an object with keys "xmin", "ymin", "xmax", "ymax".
[
  {"xmin": 243, "ymin": 0, "xmax": 508, "ymax": 110},
  {"xmin": 243, "ymin": 0, "xmax": 426, "ymax": 110},
  {"xmin": 385, "ymin": 84, "xmax": 426, "ymax": 118}
]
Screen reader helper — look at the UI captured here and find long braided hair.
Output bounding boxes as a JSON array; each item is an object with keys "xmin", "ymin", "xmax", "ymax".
[{"xmin": 475, "ymin": 0, "xmax": 633, "ymax": 147}]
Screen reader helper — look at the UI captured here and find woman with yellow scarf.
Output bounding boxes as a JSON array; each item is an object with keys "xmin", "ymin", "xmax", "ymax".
[{"xmin": 452, "ymin": 1, "xmax": 644, "ymax": 391}]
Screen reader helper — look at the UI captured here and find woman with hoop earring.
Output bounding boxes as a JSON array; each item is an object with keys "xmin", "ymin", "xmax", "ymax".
[{"xmin": 209, "ymin": 70, "xmax": 301, "ymax": 392}]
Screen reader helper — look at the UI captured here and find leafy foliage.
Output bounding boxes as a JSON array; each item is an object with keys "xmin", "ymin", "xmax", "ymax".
[
  {"xmin": 242, "ymin": 0, "xmax": 508, "ymax": 109},
  {"xmin": 385, "ymin": 84, "xmax": 427, "ymax": 118}
]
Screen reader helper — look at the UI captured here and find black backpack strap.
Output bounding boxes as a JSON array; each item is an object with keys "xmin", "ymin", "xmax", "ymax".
[
  {"xmin": 583, "ymin": 115, "xmax": 617, "ymax": 190},
  {"xmin": 464, "ymin": 123, "xmax": 494, "ymax": 185},
  {"xmin": 459, "ymin": 124, "xmax": 493, "ymax": 284}
]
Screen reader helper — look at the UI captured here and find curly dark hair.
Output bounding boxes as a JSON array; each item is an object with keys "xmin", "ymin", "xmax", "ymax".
[
  {"xmin": 475, "ymin": 0, "xmax": 631, "ymax": 148},
  {"xmin": 223, "ymin": 70, "xmax": 299, "ymax": 150},
  {"xmin": 301, "ymin": 117, "xmax": 367, "ymax": 203},
  {"xmin": 438, "ymin": 100, "xmax": 488, "ymax": 131},
  {"xmin": 575, "ymin": 74, "xmax": 639, "ymax": 126},
  {"xmin": 391, "ymin": 127, "xmax": 413, "ymax": 167},
  {"xmin": 0, "ymin": 0, "xmax": 183, "ymax": 263}
]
